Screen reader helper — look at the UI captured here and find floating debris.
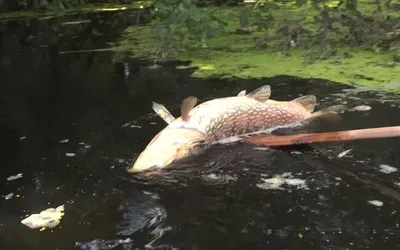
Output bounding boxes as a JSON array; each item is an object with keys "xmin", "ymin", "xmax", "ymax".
[
  {"xmin": 254, "ymin": 147, "xmax": 270, "ymax": 151},
  {"xmin": 367, "ymin": 200, "xmax": 383, "ymax": 207},
  {"xmin": 143, "ymin": 191, "xmax": 161, "ymax": 200},
  {"xmin": 338, "ymin": 149, "xmax": 352, "ymax": 158},
  {"xmin": 202, "ymin": 173, "xmax": 237, "ymax": 184},
  {"xmin": 121, "ymin": 122, "xmax": 130, "ymax": 128},
  {"xmin": 257, "ymin": 173, "xmax": 308, "ymax": 190},
  {"xmin": 379, "ymin": 164, "xmax": 398, "ymax": 174},
  {"xmin": 65, "ymin": 153, "xmax": 76, "ymax": 157},
  {"xmin": 76, "ymin": 238, "xmax": 133, "ymax": 250},
  {"xmin": 21, "ymin": 205, "xmax": 65, "ymax": 230},
  {"xmin": 61, "ymin": 20, "xmax": 91, "ymax": 26},
  {"xmin": 20, "ymin": 136, "xmax": 27, "ymax": 140},
  {"xmin": 60, "ymin": 139, "xmax": 69, "ymax": 143},
  {"xmin": 115, "ymin": 158, "xmax": 125, "ymax": 164},
  {"xmin": 350, "ymin": 105, "xmax": 372, "ymax": 112},
  {"xmin": 130, "ymin": 125, "xmax": 141, "ymax": 128},
  {"xmin": 3, "ymin": 193, "xmax": 14, "ymax": 200},
  {"xmin": 7, "ymin": 173, "xmax": 23, "ymax": 181}
]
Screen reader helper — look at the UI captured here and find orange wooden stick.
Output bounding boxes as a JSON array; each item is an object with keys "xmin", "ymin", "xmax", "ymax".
[{"xmin": 242, "ymin": 126, "xmax": 400, "ymax": 146}]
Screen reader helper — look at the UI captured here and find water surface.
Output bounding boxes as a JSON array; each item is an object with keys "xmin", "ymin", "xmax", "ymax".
[{"xmin": 1, "ymin": 11, "xmax": 400, "ymax": 250}]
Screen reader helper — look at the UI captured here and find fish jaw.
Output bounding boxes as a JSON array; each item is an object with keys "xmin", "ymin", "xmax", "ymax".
[{"xmin": 127, "ymin": 127, "xmax": 207, "ymax": 173}]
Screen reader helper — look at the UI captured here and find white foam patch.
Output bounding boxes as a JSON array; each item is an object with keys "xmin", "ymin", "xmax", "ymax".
[
  {"xmin": 254, "ymin": 147, "xmax": 271, "ymax": 151},
  {"xmin": 367, "ymin": 200, "xmax": 383, "ymax": 207},
  {"xmin": 7, "ymin": 173, "xmax": 23, "ymax": 181},
  {"xmin": 202, "ymin": 173, "xmax": 237, "ymax": 183},
  {"xmin": 3, "ymin": 193, "xmax": 14, "ymax": 200},
  {"xmin": 66, "ymin": 153, "xmax": 76, "ymax": 157},
  {"xmin": 257, "ymin": 172, "xmax": 308, "ymax": 190},
  {"xmin": 143, "ymin": 191, "xmax": 161, "ymax": 200},
  {"xmin": 379, "ymin": 164, "xmax": 398, "ymax": 174},
  {"xmin": 60, "ymin": 139, "xmax": 69, "ymax": 143}
]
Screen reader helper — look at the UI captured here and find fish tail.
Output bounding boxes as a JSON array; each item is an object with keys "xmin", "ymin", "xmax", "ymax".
[
  {"xmin": 311, "ymin": 104, "xmax": 346, "ymax": 117},
  {"xmin": 310, "ymin": 104, "xmax": 346, "ymax": 123}
]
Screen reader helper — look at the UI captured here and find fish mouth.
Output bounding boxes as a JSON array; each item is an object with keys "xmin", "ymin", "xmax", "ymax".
[
  {"xmin": 126, "ymin": 166, "xmax": 144, "ymax": 173},
  {"xmin": 127, "ymin": 149, "xmax": 176, "ymax": 173},
  {"xmin": 126, "ymin": 163, "xmax": 160, "ymax": 173}
]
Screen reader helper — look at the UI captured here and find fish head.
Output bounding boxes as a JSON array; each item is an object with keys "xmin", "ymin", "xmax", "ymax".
[{"xmin": 127, "ymin": 127, "xmax": 207, "ymax": 173}]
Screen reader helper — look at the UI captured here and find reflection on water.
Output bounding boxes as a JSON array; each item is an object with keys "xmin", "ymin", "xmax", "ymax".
[
  {"xmin": 75, "ymin": 190, "xmax": 169, "ymax": 250},
  {"xmin": 1, "ymin": 10, "xmax": 400, "ymax": 250}
]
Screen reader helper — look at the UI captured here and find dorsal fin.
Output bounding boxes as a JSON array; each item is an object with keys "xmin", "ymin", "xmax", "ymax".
[
  {"xmin": 237, "ymin": 90, "xmax": 246, "ymax": 96},
  {"xmin": 181, "ymin": 96, "xmax": 197, "ymax": 122},
  {"xmin": 152, "ymin": 102, "xmax": 176, "ymax": 124},
  {"xmin": 246, "ymin": 85, "xmax": 271, "ymax": 102},
  {"xmin": 291, "ymin": 95, "xmax": 317, "ymax": 112}
]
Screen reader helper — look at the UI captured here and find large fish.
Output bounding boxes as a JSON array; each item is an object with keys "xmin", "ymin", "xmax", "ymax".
[{"xmin": 127, "ymin": 85, "xmax": 343, "ymax": 173}]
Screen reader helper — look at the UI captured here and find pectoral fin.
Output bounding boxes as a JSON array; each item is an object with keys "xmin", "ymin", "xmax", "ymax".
[
  {"xmin": 237, "ymin": 90, "xmax": 246, "ymax": 96},
  {"xmin": 181, "ymin": 96, "xmax": 198, "ymax": 121},
  {"xmin": 246, "ymin": 85, "xmax": 271, "ymax": 102},
  {"xmin": 152, "ymin": 102, "xmax": 176, "ymax": 124}
]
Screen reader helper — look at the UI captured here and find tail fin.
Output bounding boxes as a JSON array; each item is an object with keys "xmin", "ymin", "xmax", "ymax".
[
  {"xmin": 312, "ymin": 105, "xmax": 346, "ymax": 117},
  {"xmin": 310, "ymin": 104, "xmax": 346, "ymax": 123}
]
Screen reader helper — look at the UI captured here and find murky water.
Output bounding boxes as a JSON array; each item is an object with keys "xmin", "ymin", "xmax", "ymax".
[{"xmin": 1, "ymin": 10, "xmax": 400, "ymax": 250}]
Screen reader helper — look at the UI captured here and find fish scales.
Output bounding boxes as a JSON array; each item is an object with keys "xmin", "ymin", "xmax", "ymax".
[{"xmin": 168, "ymin": 97, "xmax": 310, "ymax": 141}]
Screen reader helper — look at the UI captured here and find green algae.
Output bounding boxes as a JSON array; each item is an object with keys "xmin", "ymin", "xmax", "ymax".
[
  {"xmin": 113, "ymin": 1, "xmax": 399, "ymax": 90},
  {"xmin": 185, "ymin": 48, "xmax": 399, "ymax": 87},
  {"xmin": 0, "ymin": 1, "xmax": 152, "ymax": 20}
]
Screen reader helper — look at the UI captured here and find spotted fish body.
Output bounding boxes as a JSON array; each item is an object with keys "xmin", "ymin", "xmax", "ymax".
[
  {"xmin": 128, "ymin": 85, "xmax": 341, "ymax": 173},
  {"xmin": 167, "ymin": 96, "xmax": 313, "ymax": 141}
]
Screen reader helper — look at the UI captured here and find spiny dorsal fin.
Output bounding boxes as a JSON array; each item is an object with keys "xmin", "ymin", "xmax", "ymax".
[
  {"xmin": 181, "ymin": 96, "xmax": 197, "ymax": 122},
  {"xmin": 237, "ymin": 90, "xmax": 246, "ymax": 96},
  {"xmin": 152, "ymin": 102, "xmax": 176, "ymax": 124},
  {"xmin": 291, "ymin": 95, "xmax": 317, "ymax": 112},
  {"xmin": 246, "ymin": 85, "xmax": 271, "ymax": 102}
]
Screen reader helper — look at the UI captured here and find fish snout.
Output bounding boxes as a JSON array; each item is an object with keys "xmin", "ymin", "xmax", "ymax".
[
  {"xmin": 127, "ymin": 147, "xmax": 177, "ymax": 173},
  {"xmin": 127, "ymin": 127, "xmax": 206, "ymax": 173}
]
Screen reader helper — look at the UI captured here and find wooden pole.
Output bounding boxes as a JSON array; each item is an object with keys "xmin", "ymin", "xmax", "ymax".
[{"xmin": 242, "ymin": 126, "xmax": 400, "ymax": 146}]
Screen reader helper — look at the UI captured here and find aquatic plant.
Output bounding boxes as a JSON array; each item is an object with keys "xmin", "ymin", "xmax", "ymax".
[{"xmin": 113, "ymin": 0, "xmax": 399, "ymax": 64}]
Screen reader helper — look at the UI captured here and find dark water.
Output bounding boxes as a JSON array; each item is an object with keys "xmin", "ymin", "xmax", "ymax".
[{"xmin": 1, "ymin": 10, "xmax": 400, "ymax": 250}]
